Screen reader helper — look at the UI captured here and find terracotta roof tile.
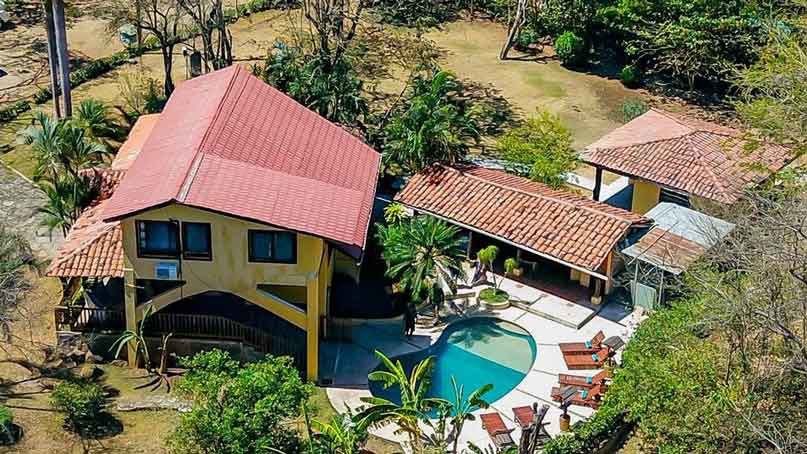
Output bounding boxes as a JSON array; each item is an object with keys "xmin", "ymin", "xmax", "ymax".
[
  {"xmin": 395, "ymin": 165, "xmax": 649, "ymax": 271},
  {"xmin": 102, "ymin": 66, "xmax": 380, "ymax": 257},
  {"xmin": 583, "ymin": 109, "xmax": 793, "ymax": 203},
  {"xmin": 45, "ymin": 200, "xmax": 123, "ymax": 278}
]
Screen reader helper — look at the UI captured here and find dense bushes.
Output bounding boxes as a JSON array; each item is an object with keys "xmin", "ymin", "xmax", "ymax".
[
  {"xmin": 554, "ymin": 31, "xmax": 587, "ymax": 66},
  {"xmin": 50, "ymin": 380, "xmax": 106, "ymax": 432},
  {"xmin": 598, "ymin": 0, "xmax": 770, "ymax": 89},
  {"xmin": 543, "ymin": 403, "xmax": 624, "ymax": 454},
  {"xmin": 257, "ymin": 41, "xmax": 368, "ymax": 126},
  {"xmin": 531, "ymin": 0, "xmax": 600, "ymax": 37},
  {"xmin": 169, "ymin": 350, "xmax": 312, "ymax": 454}
]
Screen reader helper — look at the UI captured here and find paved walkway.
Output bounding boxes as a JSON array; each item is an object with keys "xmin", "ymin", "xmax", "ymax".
[
  {"xmin": 0, "ymin": 164, "xmax": 63, "ymax": 259},
  {"xmin": 324, "ymin": 299, "xmax": 645, "ymax": 452}
]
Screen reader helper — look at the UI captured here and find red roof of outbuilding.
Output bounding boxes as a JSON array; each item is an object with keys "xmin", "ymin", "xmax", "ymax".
[
  {"xmin": 396, "ymin": 165, "xmax": 649, "ymax": 272},
  {"xmin": 583, "ymin": 109, "xmax": 793, "ymax": 203},
  {"xmin": 103, "ymin": 66, "xmax": 380, "ymax": 256}
]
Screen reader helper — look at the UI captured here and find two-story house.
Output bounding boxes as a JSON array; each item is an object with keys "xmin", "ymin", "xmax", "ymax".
[{"xmin": 47, "ymin": 65, "xmax": 380, "ymax": 381}]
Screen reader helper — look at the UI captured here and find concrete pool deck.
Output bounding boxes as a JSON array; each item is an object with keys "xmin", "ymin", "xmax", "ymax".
[{"xmin": 321, "ymin": 300, "xmax": 645, "ymax": 452}]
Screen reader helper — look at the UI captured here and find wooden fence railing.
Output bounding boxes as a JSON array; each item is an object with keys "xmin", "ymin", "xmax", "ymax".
[{"xmin": 54, "ymin": 306, "xmax": 306, "ymax": 372}]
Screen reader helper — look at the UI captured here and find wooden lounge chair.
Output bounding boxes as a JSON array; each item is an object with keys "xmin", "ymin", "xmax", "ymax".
[
  {"xmin": 562, "ymin": 347, "xmax": 610, "ymax": 370},
  {"xmin": 514, "ymin": 404, "xmax": 552, "ymax": 449},
  {"xmin": 480, "ymin": 412, "xmax": 515, "ymax": 450},
  {"xmin": 558, "ymin": 370, "xmax": 611, "ymax": 389},
  {"xmin": 559, "ymin": 331, "xmax": 606, "ymax": 355},
  {"xmin": 551, "ymin": 384, "xmax": 604, "ymax": 409}
]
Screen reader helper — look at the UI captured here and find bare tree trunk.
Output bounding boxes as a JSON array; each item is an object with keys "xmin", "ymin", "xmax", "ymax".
[
  {"xmin": 162, "ymin": 47, "xmax": 175, "ymax": 96},
  {"xmin": 135, "ymin": 0, "xmax": 143, "ymax": 48},
  {"xmin": 51, "ymin": 0, "xmax": 72, "ymax": 117},
  {"xmin": 43, "ymin": 1, "xmax": 61, "ymax": 118}
]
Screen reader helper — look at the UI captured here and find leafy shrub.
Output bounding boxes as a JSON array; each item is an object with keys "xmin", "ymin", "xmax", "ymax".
[
  {"xmin": 0, "ymin": 100, "xmax": 31, "ymax": 123},
  {"xmin": 515, "ymin": 26, "xmax": 539, "ymax": 50},
  {"xmin": 620, "ymin": 98, "xmax": 649, "ymax": 123},
  {"xmin": 50, "ymin": 380, "xmax": 105, "ymax": 431},
  {"xmin": 619, "ymin": 64, "xmax": 640, "ymax": 88},
  {"xmin": 169, "ymin": 350, "xmax": 312, "ymax": 454},
  {"xmin": 497, "ymin": 110, "xmax": 578, "ymax": 189},
  {"xmin": 543, "ymin": 403, "xmax": 624, "ymax": 454},
  {"xmin": 554, "ymin": 31, "xmax": 586, "ymax": 66},
  {"xmin": 0, "ymin": 407, "xmax": 11, "ymax": 427},
  {"xmin": 532, "ymin": 0, "xmax": 598, "ymax": 38}
]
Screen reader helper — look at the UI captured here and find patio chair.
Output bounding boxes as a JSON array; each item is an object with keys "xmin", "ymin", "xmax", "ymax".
[
  {"xmin": 514, "ymin": 403, "xmax": 552, "ymax": 449},
  {"xmin": 480, "ymin": 412, "xmax": 515, "ymax": 450},
  {"xmin": 551, "ymin": 384, "xmax": 605, "ymax": 409},
  {"xmin": 558, "ymin": 370, "xmax": 611, "ymax": 389},
  {"xmin": 558, "ymin": 331, "xmax": 606, "ymax": 355},
  {"xmin": 562, "ymin": 347, "xmax": 610, "ymax": 370}
]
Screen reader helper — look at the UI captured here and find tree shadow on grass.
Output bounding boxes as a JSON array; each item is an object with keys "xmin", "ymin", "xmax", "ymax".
[
  {"xmin": 455, "ymin": 78, "xmax": 523, "ymax": 137},
  {"xmin": 67, "ymin": 412, "xmax": 124, "ymax": 440}
]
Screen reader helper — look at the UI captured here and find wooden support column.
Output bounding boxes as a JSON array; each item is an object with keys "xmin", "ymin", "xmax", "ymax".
[
  {"xmin": 123, "ymin": 266, "xmax": 138, "ymax": 367},
  {"xmin": 305, "ymin": 273, "xmax": 320, "ymax": 382},
  {"xmin": 593, "ymin": 167, "xmax": 603, "ymax": 202}
]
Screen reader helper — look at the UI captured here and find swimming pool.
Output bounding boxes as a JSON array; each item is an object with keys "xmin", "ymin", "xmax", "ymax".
[{"xmin": 369, "ymin": 317, "xmax": 537, "ymax": 409}]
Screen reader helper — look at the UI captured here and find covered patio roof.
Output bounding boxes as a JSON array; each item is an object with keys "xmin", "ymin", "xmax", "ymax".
[
  {"xmin": 395, "ymin": 164, "xmax": 650, "ymax": 276},
  {"xmin": 622, "ymin": 202, "xmax": 734, "ymax": 274}
]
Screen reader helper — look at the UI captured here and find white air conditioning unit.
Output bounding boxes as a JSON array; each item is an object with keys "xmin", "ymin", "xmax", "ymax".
[{"xmin": 154, "ymin": 262, "xmax": 178, "ymax": 280}]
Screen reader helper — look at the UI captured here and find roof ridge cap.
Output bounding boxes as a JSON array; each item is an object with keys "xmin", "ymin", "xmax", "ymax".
[
  {"xmin": 683, "ymin": 132, "xmax": 732, "ymax": 198},
  {"xmin": 448, "ymin": 165, "xmax": 639, "ymax": 224},
  {"xmin": 175, "ymin": 66, "xmax": 243, "ymax": 200}
]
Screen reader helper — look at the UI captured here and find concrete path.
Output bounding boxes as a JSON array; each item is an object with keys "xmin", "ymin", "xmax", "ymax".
[
  {"xmin": 324, "ymin": 300, "xmax": 646, "ymax": 452},
  {"xmin": 0, "ymin": 164, "xmax": 63, "ymax": 259}
]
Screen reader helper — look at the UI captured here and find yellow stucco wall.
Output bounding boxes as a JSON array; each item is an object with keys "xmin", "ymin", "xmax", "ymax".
[
  {"xmin": 120, "ymin": 203, "xmax": 329, "ymax": 380},
  {"xmin": 631, "ymin": 179, "xmax": 661, "ymax": 214}
]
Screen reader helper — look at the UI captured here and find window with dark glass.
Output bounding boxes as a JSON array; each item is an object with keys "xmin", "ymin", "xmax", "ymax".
[
  {"xmin": 137, "ymin": 220, "xmax": 179, "ymax": 257},
  {"xmin": 248, "ymin": 230, "xmax": 297, "ymax": 263},
  {"xmin": 182, "ymin": 222, "xmax": 212, "ymax": 260}
]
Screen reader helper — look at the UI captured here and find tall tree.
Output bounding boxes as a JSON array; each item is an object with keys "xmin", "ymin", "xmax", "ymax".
[
  {"xmin": 43, "ymin": 0, "xmax": 61, "ymax": 118},
  {"xmin": 381, "ymin": 70, "xmax": 478, "ymax": 174},
  {"xmin": 178, "ymin": 0, "xmax": 232, "ymax": 71},
  {"xmin": 111, "ymin": 0, "xmax": 185, "ymax": 97},
  {"xmin": 302, "ymin": 0, "xmax": 367, "ymax": 71},
  {"xmin": 51, "ymin": 0, "xmax": 72, "ymax": 116}
]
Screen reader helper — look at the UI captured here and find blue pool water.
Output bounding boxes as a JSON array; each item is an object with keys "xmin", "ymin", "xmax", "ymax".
[{"xmin": 369, "ymin": 317, "xmax": 536, "ymax": 409}]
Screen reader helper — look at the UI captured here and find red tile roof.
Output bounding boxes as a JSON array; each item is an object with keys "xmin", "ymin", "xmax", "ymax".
[
  {"xmin": 112, "ymin": 114, "xmax": 160, "ymax": 170},
  {"xmin": 583, "ymin": 109, "xmax": 793, "ymax": 203},
  {"xmin": 45, "ymin": 112, "xmax": 160, "ymax": 279},
  {"xmin": 395, "ymin": 165, "xmax": 649, "ymax": 272},
  {"xmin": 46, "ymin": 200, "xmax": 123, "ymax": 278},
  {"xmin": 102, "ymin": 66, "xmax": 380, "ymax": 257},
  {"xmin": 46, "ymin": 168, "xmax": 125, "ymax": 278}
]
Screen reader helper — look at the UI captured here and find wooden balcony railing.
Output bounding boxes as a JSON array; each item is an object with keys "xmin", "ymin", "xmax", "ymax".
[{"xmin": 54, "ymin": 306, "xmax": 306, "ymax": 372}]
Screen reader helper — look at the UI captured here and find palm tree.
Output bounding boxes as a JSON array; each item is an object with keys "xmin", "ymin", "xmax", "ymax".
[
  {"xmin": 38, "ymin": 174, "xmax": 97, "ymax": 236},
  {"xmin": 447, "ymin": 377, "xmax": 492, "ymax": 454},
  {"xmin": 43, "ymin": 0, "xmax": 62, "ymax": 118},
  {"xmin": 376, "ymin": 215, "xmax": 465, "ymax": 309},
  {"xmin": 382, "ymin": 70, "xmax": 478, "ymax": 174},
  {"xmin": 357, "ymin": 351, "xmax": 448, "ymax": 453},
  {"xmin": 22, "ymin": 112, "xmax": 109, "ymax": 182},
  {"xmin": 74, "ymin": 99, "xmax": 122, "ymax": 145},
  {"xmin": 311, "ymin": 408, "xmax": 369, "ymax": 454}
]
